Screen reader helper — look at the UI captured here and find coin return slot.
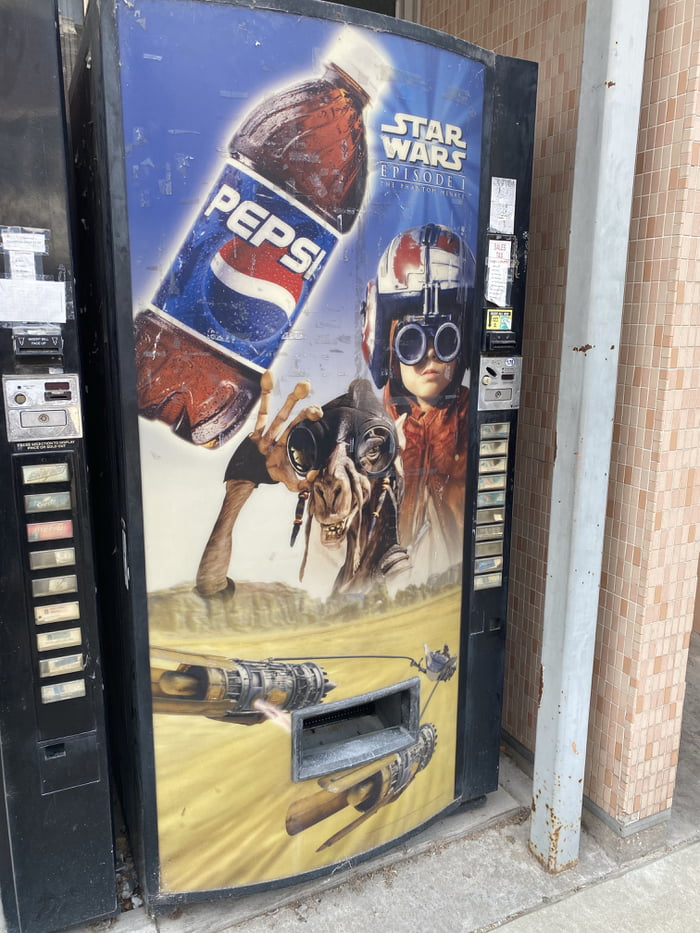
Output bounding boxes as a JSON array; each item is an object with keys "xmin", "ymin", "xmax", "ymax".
[
  {"xmin": 292, "ymin": 678, "xmax": 420, "ymax": 781},
  {"xmin": 38, "ymin": 732, "xmax": 100, "ymax": 793}
]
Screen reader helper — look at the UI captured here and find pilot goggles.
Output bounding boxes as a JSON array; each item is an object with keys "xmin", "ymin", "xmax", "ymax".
[
  {"xmin": 393, "ymin": 318, "xmax": 461, "ymax": 366},
  {"xmin": 287, "ymin": 407, "xmax": 396, "ymax": 478}
]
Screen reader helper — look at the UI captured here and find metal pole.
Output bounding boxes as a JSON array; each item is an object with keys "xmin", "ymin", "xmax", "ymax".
[{"xmin": 529, "ymin": 0, "xmax": 650, "ymax": 871}]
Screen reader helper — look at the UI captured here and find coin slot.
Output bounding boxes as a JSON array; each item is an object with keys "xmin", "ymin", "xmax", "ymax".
[{"xmin": 44, "ymin": 385, "xmax": 72, "ymax": 401}]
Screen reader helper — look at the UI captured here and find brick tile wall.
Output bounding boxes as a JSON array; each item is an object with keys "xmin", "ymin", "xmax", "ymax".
[{"xmin": 418, "ymin": 0, "xmax": 700, "ymax": 825}]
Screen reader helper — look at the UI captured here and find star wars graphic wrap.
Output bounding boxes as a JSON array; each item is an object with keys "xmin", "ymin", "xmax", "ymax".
[{"xmin": 113, "ymin": 0, "xmax": 486, "ymax": 897}]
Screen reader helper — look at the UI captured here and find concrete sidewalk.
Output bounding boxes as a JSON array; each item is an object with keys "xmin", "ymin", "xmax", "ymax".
[
  {"xmin": 187, "ymin": 834, "xmax": 700, "ymax": 933},
  {"xmin": 80, "ymin": 750, "xmax": 700, "ymax": 933},
  {"xmin": 499, "ymin": 841, "xmax": 700, "ymax": 933}
]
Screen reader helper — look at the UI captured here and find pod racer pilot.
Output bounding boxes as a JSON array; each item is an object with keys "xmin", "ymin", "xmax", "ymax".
[{"xmin": 361, "ymin": 223, "xmax": 475, "ymax": 573}]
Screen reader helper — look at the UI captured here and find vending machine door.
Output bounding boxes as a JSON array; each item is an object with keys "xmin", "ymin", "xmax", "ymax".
[
  {"xmin": 70, "ymin": 0, "xmax": 534, "ymax": 909},
  {"xmin": 0, "ymin": 2, "xmax": 116, "ymax": 931}
]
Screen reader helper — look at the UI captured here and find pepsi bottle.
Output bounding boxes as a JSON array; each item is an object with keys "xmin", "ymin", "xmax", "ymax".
[{"xmin": 134, "ymin": 28, "xmax": 387, "ymax": 447}]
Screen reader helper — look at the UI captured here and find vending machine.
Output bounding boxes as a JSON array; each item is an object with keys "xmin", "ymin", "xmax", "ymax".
[
  {"xmin": 70, "ymin": 0, "xmax": 535, "ymax": 908},
  {"xmin": 0, "ymin": 2, "xmax": 116, "ymax": 931}
]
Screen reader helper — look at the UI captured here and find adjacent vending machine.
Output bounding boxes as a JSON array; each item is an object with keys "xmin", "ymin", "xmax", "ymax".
[
  {"xmin": 0, "ymin": 1, "xmax": 116, "ymax": 931},
  {"xmin": 70, "ymin": 0, "xmax": 535, "ymax": 908}
]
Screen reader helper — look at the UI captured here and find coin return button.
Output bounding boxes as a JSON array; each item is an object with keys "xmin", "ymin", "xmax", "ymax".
[{"xmin": 20, "ymin": 409, "xmax": 68, "ymax": 428}]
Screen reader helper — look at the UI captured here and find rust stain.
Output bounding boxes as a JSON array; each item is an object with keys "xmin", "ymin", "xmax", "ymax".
[
  {"xmin": 572, "ymin": 344, "xmax": 593, "ymax": 354},
  {"xmin": 539, "ymin": 803, "xmax": 578, "ymax": 872},
  {"xmin": 537, "ymin": 664, "xmax": 544, "ymax": 706},
  {"xmin": 605, "ymin": 80, "xmax": 616, "ymax": 88}
]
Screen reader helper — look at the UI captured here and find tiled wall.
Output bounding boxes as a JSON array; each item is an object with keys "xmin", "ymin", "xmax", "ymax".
[
  {"xmin": 418, "ymin": 0, "xmax": 700, "ymax": 826},
  {"xmin": 597, "ymin": 0, "xmax": 700, "ymax": 821}
]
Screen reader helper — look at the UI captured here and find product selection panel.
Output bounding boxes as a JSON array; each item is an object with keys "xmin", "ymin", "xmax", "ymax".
[
  {"xmin": 473, "ymin": 420, "xmax": 511, "ymax": 591},
  {"xmin": 2, "ymin": 372, "xmax": 90, "ymax": 720},
  {"xmin": 18, "ymin": 455, "xmax": 88, "ymax": 708}
]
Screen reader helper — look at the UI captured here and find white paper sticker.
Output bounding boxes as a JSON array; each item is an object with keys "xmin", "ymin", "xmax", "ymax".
[
  {"xmin": 1, "ymin": 230, "xmax": 47, "ymax": 254},
  {"xmin": 486, "ymin": 239, "xmax": 512, "ymax": 306},
  {"xmin": 0, "ymin": 279, "xmax": 66, "ymax": 322},
  {"xmin": 8, "ymin": 252, "xmax": 37, "ymax": 280},
  {"xmin": 489, "ymin": 177, "xmax": 517, "ymax": 234}
]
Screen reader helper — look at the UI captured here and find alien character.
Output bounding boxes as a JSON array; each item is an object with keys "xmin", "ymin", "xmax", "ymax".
[
  {"xmin": 195, "ymin": 374, "xmax": 409, "ymax": 598},
  {"xmin": 361, "ymin": 223, "xmax": 475, "ymax": 573}
]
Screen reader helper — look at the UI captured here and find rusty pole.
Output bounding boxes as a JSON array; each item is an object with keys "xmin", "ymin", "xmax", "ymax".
[{"xmin": 528, "ymin": 0, "xmax": 650, "ymax": 871}]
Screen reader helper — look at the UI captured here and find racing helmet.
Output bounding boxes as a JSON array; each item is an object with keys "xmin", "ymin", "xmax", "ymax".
[{"xmin": 361, "ymin": 223, "xmax": 475, "ymax": 388}]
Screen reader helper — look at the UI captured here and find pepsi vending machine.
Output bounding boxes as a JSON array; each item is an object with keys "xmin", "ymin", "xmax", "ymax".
[
  {"xmin": 70, "ymin": 0, "xmax": 535, "ymax": 908},
  {"xmin": 0, "ymin": 1, "xmax": 116, "ymax": 931}
]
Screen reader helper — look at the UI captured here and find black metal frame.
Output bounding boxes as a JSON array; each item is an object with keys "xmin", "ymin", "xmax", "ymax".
[{"xmin": 0, "ymin": 3, "xmax": 116, "ymax": 931}]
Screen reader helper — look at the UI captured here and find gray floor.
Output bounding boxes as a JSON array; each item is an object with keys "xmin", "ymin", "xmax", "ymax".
[{"xmin": 81, "ymin": 632, "xmax": 700, "ymax": 933}]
